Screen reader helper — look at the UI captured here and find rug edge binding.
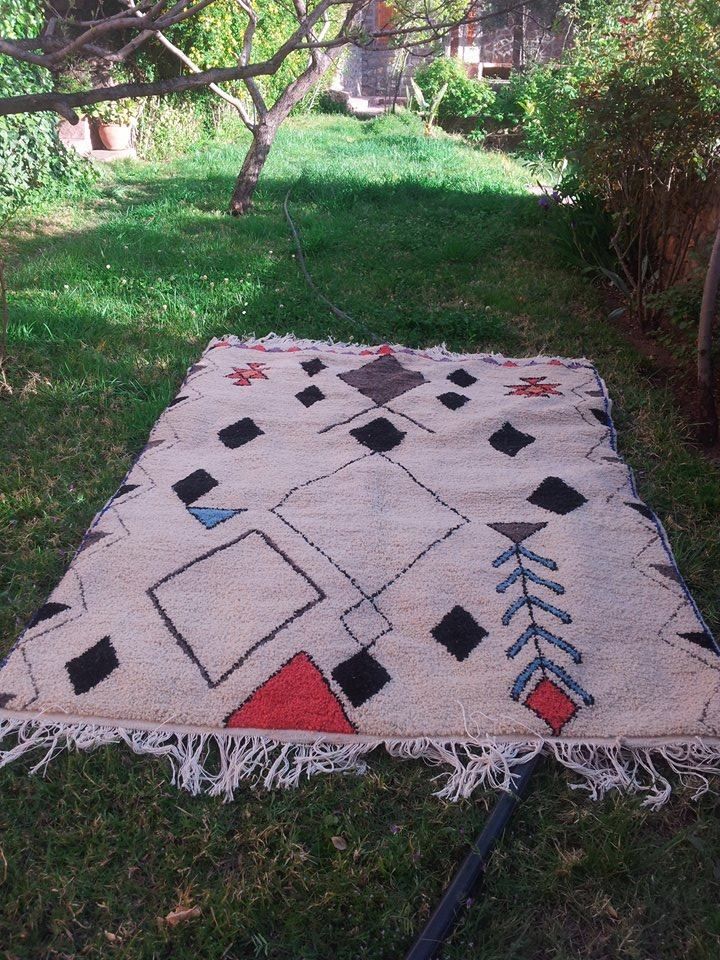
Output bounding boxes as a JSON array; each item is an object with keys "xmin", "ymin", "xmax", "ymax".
[
  {"xmin": 2, "ymin": 715, "xmax": 719, "ymax": 809},
  {"xmin": 205, "ymin": 331, "xmax": 596, "ymax": 366}
]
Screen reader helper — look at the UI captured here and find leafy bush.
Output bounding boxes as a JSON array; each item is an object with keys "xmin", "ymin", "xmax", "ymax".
[
  {"xmin": 413, "ymin": 57, "xmax": 495, "ymax": 128},
  {"xmin": 515, "ymin": 0, "xmax": 720, "ymax": 329},
  {"xmin": 0, "ymin": 1, "xmax": 90, "ymax": 218}
]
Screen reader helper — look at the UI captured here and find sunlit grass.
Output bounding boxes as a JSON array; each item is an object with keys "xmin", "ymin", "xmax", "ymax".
[{"xmin": 0, "ymin": 113, "xmax": 718, "ymax": 960}]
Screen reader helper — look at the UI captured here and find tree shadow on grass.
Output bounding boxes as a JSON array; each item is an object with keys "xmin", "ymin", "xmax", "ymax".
[{"xmin": 1, "ymin": 143, "xmax": 720, "ymax": 960}]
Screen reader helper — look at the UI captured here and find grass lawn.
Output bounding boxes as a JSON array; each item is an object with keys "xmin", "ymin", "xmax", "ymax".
[{"xmin": 1, "ymin": 113, "xmax": 719, "ymax": 959}]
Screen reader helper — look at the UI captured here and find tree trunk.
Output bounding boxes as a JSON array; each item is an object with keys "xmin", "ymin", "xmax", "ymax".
[
  {"xmin": 512, "ymin": 6, "xmax": 526, "ymax": 73},
  {"xmin": 229, "ymin": 122, "xmax": 277, "ymax": 216},
  {"xmin": 697, "ymin": 221, "xmax": 720, "ymax": 445},
  {"xmin": 228, "ymin": 43, "xmax": 345, "ymax": 216}
]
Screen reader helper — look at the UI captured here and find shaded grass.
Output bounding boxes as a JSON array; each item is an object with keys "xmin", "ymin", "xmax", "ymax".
[{"xmin": 1, "ymin": 113, "xmax": 719, "ymax": 959}]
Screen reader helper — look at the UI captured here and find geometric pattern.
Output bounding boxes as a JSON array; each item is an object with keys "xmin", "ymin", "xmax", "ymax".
[
  {"xmin": 65, "ymin": 636, "xmax": 119, "ymax": 696},
  {"xmin": 438, "ymin": 391, "xmax": 469, "ymax": 411},
  {"xmin": 226, "ymin": 652, "xmax": 355, "ymax": 733},
  {"xmin": 301, "ymin": 358, "xmax": 326, "ymax": 377},
  {"xmin": 489, "ymin": 521, "xmax": 593, "ymax": 733},
  {"xmin": 338, "ymin": 354, "xmax": 426, "ymax": 405},
  {"xmin": 431, "ymin": 606, "xmax": 488, "ymax": 661},
  {"xmin": 350, "ymin": 417, "xmax": 405, "ymax": 452},
  {"xmin": 447, "ymin": 368, "xmax": 477, "ymax": 388},
  {"xmin": 489, "ymin": 422, "xmax": 535, "ymax": 457},
  {"xmin": 332, "ymin": 650, "xmax": 391, "ymax": 707},
  {"xmin": 2, "ymin": 337, "xmax": 716, "ymax": 767},
  {"xmin": 296, "ymin": 385, "xmax": 325, "ymax": 408},
  {"xmin": 148, "ymin": 530, "xmax": 324, "ymax": 688},
  {"xmin": 218, "ymin": 417, "xmax": 264, "ymax": 449},
  {"xmin": 528, "ymin": 476, "xmax": 587, "ymax": 515}
]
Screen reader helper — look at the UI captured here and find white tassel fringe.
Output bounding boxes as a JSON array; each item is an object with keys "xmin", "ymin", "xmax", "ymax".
[
  {"xmin": 205, "ymin": 331, "xmax": 593, "ymax": 366},
  {"xmin": 1, "ymin": 717, "xmax": 719, "ymax": 809}
]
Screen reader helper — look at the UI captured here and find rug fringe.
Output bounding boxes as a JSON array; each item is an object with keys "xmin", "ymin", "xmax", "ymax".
[
  {"xmin": 1, "ymin": 717, "xmax": 718, "ymax": 808},
  {"xmin": 206, "ymin": 332, "xmax": 593, "ymax": 367}
]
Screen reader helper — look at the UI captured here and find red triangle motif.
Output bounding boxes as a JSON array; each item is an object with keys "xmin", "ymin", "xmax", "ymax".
[{"xmin": 225, "ymin": 652, "xmax": 355, "ymax": 734}]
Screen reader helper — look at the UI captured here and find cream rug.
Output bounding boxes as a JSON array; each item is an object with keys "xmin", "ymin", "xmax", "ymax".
[{"xmin": 1, "ymin": 334, "xmax": 718, "ymax": 806}]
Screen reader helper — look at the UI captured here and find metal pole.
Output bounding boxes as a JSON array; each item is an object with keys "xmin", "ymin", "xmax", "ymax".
[{"xmin": 404, "ymin": 753, "xmax": 542, "ymax": 960}]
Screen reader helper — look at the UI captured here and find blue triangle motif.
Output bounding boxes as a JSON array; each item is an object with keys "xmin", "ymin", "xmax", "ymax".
[{"xmin": 187, "ymin": 507, "xmax": 243, "ymax": 529}]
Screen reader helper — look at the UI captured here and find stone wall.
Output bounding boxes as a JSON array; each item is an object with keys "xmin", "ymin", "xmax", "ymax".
[{"xmin": 338, "ymin": 3, "xmax": 570, "ymax": 100}]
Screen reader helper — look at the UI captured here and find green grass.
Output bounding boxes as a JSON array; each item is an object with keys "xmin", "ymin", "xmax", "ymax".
[{"xmin": 1, "ymin": 113, "xmax": 719, "ymax": 959}]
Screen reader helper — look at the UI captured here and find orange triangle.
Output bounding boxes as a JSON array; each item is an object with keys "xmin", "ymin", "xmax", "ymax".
[{"xmin": 226, "ymin": 652, "xmax": 355, "ymax": 734}]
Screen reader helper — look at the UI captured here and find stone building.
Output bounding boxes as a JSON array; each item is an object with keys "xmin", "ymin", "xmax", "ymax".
[{"xmin": 337, "ymin": 1, "xmax": 570, "ymax": 103}]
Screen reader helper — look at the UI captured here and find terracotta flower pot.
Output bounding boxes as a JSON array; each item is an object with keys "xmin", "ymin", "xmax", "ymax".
[{"xmin": 98, "ymin": 123, "xmax": 133, "ymax": 151}]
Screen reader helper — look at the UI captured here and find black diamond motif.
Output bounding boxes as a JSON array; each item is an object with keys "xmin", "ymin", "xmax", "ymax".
[
  {"xmin": 438, "ymin": 392, "xmax": 469, "ymax": 411},
  {"xmin": 489, "ymin": 422, "xmax": 535, "ymax": 457},
  {"xmin": 114, "ymin": 483, "xmax": 139, "ymax": 499},
  {"xmin": 338, "ymin": 355, "xmax": 426, "ymax": 405},
  {"xmin": 296, "ymin": 385, "xmax": 325, "ymax": 408},
  {"xmin": 332, "ymin": 650, "xmax": 391, "ymax": 707},
  {"xmin": 448, "ymin": 368, "xmax": 477, "ymax": 388},
  {"xmin": 27, "ymin": 601, "xmax": 70, "ymax": 629},
  {"xmin": 591, "ymin": 407, "xmax": 610, "ymax": 426},
  {"xmin": 172, "ymin": 468, "xmax": 218, "ymax": 505},
  {"xmin": 432, "ymin": 605, "xmax": 487, "ymax": 661},
  {"xmin": 66, "ymin": 636, "xmax": 119, "ymax": 696},
  {"xmin": 528, "ymin": 477, "xmax": 587, "ymax": 515},
  {"xmin": 218, "ymin": 417, "xmax": 264, "ymax": 450},
  {"xmin": 350, "ymin": 417, "xmax": 405, "ymax": 452},
  {"xmin": 301, "ymin": 358, "xmax": 326, "ymax": 377},
  {"xmin": 78, "ymin": 529, "xmax": 110, "ymax": 553},
  {"xmin": 679, "ymin": 631, "xmax": 717, "ymax": 653},
  {"xmin": 626, "ymin": 501, "xmax": 654, "ymax": 522}
]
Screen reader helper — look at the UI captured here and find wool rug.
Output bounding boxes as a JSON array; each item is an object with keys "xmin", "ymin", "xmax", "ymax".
[{"xmin": 1, "ymin": 334, "xmax": 718, "ymax": 807}]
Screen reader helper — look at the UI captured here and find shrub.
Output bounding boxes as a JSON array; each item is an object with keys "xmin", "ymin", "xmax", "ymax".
[
  {"xmin": 0, "ymin": 1, "xmax": 90, "ymax": 218},
  {"xmin": 412, "ymin": 57, "xmax": 495, "ymax": 129},
  {"xmin": 518, "ymin": 0, "xmax": 720, "ymax": 329}
]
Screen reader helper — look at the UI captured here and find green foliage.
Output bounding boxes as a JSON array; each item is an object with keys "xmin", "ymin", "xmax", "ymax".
[
  {"xmin": 511, "ymin": 0, "xmax": 720, "ymax": 327},
  {"xmin": 166, "ymin": 0, "xmax": 313, "ymax": 108},
  {"xmin": 413, "ymin": 57, "xmax": 495, "ymax": 128},
  {"xmin": 648, "ymin": 276, "xmax": 707, "ymax": 358},
  {"xmin": 0, "ymin": 1, "xmax": 90, "ymax": 219},
  {"xmin": 409, "ymin": 77, "xmax": 448, "ymax": 134},
  {"xmin": 313, "ymin": 91, "xmax": 350, "ymax": 115},
  {"xmin": 1, "ymin": 116, "xmax": 719, "ymax": 960}
]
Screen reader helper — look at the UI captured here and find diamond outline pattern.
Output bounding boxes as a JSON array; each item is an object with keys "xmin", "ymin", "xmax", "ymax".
[{"xmin": 148, "ymin": 529, "xmax": 326, "ymax": 689}]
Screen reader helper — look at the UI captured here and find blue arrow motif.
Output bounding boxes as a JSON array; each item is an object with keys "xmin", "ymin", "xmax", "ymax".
[
  {"xmin": 506, "ymin": 624, "xmax": 581, "ymax": 662},
  {"xmin": 496, "ymin": 566, "xmax": 564, "ymax": 594},
  {"xmin": 502, "ymin": 594, "xmax": 572, "ymax": 626},
  {"xmin": 510, "ymin": 657, "xmax": 594, "ymax": 704}
]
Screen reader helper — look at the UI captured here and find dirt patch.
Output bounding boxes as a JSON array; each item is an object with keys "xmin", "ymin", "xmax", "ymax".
[{"xmin": 604, "ymin": 286, "xmax": 720, "ymax": 459}]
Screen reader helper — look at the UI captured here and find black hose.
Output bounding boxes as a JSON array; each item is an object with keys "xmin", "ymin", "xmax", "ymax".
[
  {"xmin": 404, "ymin": 753, "xmax": 542, "ymax": 960},
  {"xmin": 283, "ymin": 188, "xmax": 383, "ymax": 346}
]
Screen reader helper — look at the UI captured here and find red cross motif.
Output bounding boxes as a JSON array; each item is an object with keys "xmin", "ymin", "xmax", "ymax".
[
  {"xmin": 505, "ymin": 376, "xmax": 562, "ymax": 398},
  {"xmin": 225, "ymin": 362, "xmax": 268, "ymax": 387}
]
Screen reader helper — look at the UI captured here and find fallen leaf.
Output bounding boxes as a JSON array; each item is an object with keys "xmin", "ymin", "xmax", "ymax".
[
  {"xmin": 164, "ymin": 906, "xmax": 202, "ymax": 926},
  {"xmin": 331, "ymin": 836, "xmax": 348, "ymax": 851}
]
